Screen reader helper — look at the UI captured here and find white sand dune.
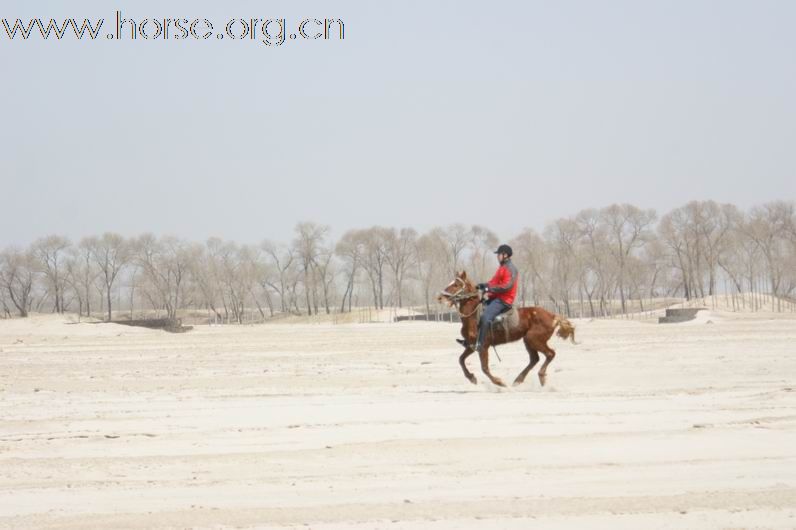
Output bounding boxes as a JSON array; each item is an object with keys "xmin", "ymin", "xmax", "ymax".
[{"xmin": 1, "ymin": 313, "xmax": 795, "ymax": 529}]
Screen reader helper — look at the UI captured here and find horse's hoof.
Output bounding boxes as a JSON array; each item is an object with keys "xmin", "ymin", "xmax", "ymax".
[
  {"xmin": 468, "ymin": 376, "xmax": 477, "ymax": 385},
  {"xmin": 493, "ymin": 379, "xmax": 506, "ymax": 387},
  {"xmin": 512, "ymin": 379, "xmax": 524, "ymax": 387}
]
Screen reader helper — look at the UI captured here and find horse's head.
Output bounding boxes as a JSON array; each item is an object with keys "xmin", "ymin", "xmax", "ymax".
[{"xmin": 437, "ymin": 271, "xmax": 478, "ymax": 307}]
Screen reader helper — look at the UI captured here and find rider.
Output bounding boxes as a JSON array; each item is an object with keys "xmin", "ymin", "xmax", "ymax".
[{"xmin": 473, "ymin": 244, "xmax": 518, "ymax": 353}]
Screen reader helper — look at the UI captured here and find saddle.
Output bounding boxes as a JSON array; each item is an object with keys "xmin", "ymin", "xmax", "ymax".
[{"xmin": 490, "ymin": 306, "xmax": 519, "ymax": 343}]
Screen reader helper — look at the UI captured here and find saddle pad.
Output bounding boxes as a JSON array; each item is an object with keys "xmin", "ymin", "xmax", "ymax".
[{"xmin": 493, "ymin": 306, "xmax": 518, "ymax": 327}]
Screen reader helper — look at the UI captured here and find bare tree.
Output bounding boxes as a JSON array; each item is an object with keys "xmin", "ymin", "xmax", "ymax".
[
  {"xmin": 335, "ymin": 230, "xmax": 364, "ymax": 312},
  {"xmin": 236, "ymin": 244, "xmax": 265, "ymax": 322},
  {"xmin": 0, "ymin": 248, "xmax": 37, "ymax": 317},
  {"xmin": 251, "ymin": 250, "xmax": 278, "ymax": 317},
  {"xmin": 510, "ymin": 228, "xmax": 548, "ymax": 307},
  {"xmin": 437, "ymin": 224, "xmax": 470, "ymax": 276},
  {"xmin": 572, "ymin": 209, "xmax": 615, "ymax": 316},
  {"xmin": 215, "ymin": 240, "xmax": 253, "ymax": 324},
  {"xmin": 601, "ymin": 204, "xmax": 656, "ymax": 312},
  {"xmin": 384, "ymin": 227, "xmax": 417, "ymax": 308},
  {"xmin": 31, "ymin": 235, "xmax": 71, "ymax": 313},
  {"xmin": 415, "ymin": 232, "xmax": 448, "ymax": 315},
  {"xmin": 261, "ymin": 240, "xmax": 296, "ymax": 313},
  {"xmin": 69, "ymin": 238, "xmax": 100, "ymax": 317},
  {"xmin": 544, "ymin": 217, "xmax": 580, "ymax": 315},
  {"xmin": 86, "ymin": 233, "xmax": 130, "ymax": 321},
  {"xmin": 467, "ymin": 225, "xmax": 499, "ymax": 283},
  {"xmin": 314, "ymin": 248, "xmax": 336, "ymax": 314},
  {"xmin": 744, "ymin": 201, "xmax": 795, "ymax": 305},
  {"xmin": 0, "ymin": 281, "xmax": 11, "ymax": 318},
  {"xmin": 132, "ymin": 234, "xmax": 196, "ymax": 319},
  {"xmin": 192, "ymin": 240, "xmax": 225, "ymax": 322},
  {"xmin": 293, "ymin": 222, "xmax": 330, "ymax": 315},
  {"xmin": 659, "ymin": 207, "xmax": 695, "ymax": 299},
  {"xmin": 690, "ymin": 201, "xmax": 742, "ymax": 296},
  {"xmin": 360, "ymin": 227, "xmax": 390, "ymax": 310}
]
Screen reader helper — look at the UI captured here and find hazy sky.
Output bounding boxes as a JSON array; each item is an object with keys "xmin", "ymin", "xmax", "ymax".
[{"xmin": 2, "ymin": 0, "xmax": 795, "ymax": 247}]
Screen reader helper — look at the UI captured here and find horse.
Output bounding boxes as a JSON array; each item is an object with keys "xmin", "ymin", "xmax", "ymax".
[{"xmin": 437, "ymin": 271, "xmax": 577, "ymax": 387}]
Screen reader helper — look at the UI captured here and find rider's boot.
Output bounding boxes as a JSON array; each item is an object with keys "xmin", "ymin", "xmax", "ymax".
[{"xmin": 456, "ymin": 338, "xmax": 475, "ymax": 349}]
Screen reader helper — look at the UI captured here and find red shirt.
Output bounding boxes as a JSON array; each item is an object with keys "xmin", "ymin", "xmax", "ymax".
[{"xmin": 487, "ymin": 259, "xmax": 519, "ymax": 305}]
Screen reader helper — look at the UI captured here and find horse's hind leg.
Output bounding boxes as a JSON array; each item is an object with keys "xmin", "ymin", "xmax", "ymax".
[
  {"xmin": 537, "ymin": 344, "xmax": 557, "ymax": 387},
  {"xmin": 478, "ymin": 347, "xmax": 505, "ymax": 387},
  {"xmin": 459, "ymin": 347, "xmax": 477, "ymax": 385},
  {"xmin": 513, "ymin": 337, "xmax": 540, "ymax": 386}
]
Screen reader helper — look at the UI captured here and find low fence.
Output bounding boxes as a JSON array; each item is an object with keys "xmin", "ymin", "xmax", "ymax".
[
  {"xmin": 394, "ymin": 312, "xmax": 460, "ymax": 323},
  {"xmin": 111, "ymin": 318, "xmax": 193, "ymax": 333}
]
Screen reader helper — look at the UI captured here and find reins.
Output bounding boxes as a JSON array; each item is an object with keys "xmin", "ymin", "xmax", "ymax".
[
  {"xmin": 439, "ymin": 277, "xmax": 482, "ymax": 318},
  {"xmin": 458, "ymin": 297, "xmax": 482, "ymax": 318}
]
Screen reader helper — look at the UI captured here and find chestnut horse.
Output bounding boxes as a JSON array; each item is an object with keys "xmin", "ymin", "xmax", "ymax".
[{"xmin": 437, "ymin": 271, "xmax": 576, "ymax": 387}]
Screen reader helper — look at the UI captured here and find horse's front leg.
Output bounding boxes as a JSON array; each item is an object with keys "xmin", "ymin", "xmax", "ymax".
[
  {"xmin": 459, "ymin": 347, "xmax": 477, "ymax": 384},
  {"xmin": 478, "ymin": 345, "xmax": 505, "ymax": 387}
]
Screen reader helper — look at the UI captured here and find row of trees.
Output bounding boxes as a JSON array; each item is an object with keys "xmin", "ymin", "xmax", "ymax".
[{"xmin": 1, "ymin": 201, "xmax": 795, "ymax": 321}]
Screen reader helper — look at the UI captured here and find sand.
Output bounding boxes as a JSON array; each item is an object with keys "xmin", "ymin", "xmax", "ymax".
[{"xmin": 1, "ymin": 312, "xmax": 795, "ymax": 529}]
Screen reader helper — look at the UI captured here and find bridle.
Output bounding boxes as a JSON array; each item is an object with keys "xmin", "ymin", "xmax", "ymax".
[{"xmin": 439, "ymin": 277, "xmax": 482, "ymax": 318}]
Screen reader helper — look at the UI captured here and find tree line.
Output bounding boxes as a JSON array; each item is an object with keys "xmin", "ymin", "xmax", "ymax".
[{"xmin": 1, "ymin": 200, "xmax": 795, "ymax": 321}]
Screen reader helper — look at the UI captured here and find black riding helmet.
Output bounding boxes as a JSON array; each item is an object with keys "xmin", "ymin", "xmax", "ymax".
[{"xmin": 494, "ymin": 244, "xmax": 512, "ymax": 257}]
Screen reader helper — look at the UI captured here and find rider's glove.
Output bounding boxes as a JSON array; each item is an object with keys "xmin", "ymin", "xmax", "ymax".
[{"xmin": 476, "ymin": 283, "xmax": 488, "ymax": 291}]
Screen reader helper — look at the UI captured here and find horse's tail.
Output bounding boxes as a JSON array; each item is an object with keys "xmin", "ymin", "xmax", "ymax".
[{"xmin": 552, "ymin": 314, "xmax": 578, "ymax": 344}]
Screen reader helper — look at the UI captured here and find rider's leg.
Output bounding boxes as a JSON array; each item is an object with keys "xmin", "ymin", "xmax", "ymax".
[{"xmin": 475, "ymin": 299, "xmax": 505, "ymax": 351}]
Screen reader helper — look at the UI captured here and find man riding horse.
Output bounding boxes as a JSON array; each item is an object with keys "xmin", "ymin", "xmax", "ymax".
[
  {"xmin": 439, "ymin": 252, "xmax": 576, "ymax": 387},
  {"xmin": 458, "ymin": 244, "xmax": 518, "ymax": 354}
]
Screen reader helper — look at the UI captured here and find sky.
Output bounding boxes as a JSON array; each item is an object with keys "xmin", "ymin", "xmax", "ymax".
[{"xmin": 2, "ymin": 0, "xmax": 795, "ymax": 247}]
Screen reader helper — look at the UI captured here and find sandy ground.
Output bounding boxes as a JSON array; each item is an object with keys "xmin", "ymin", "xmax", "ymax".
[{"xmin": 1, "ymin": 312, "xmax": 795, "ymax": 529}]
